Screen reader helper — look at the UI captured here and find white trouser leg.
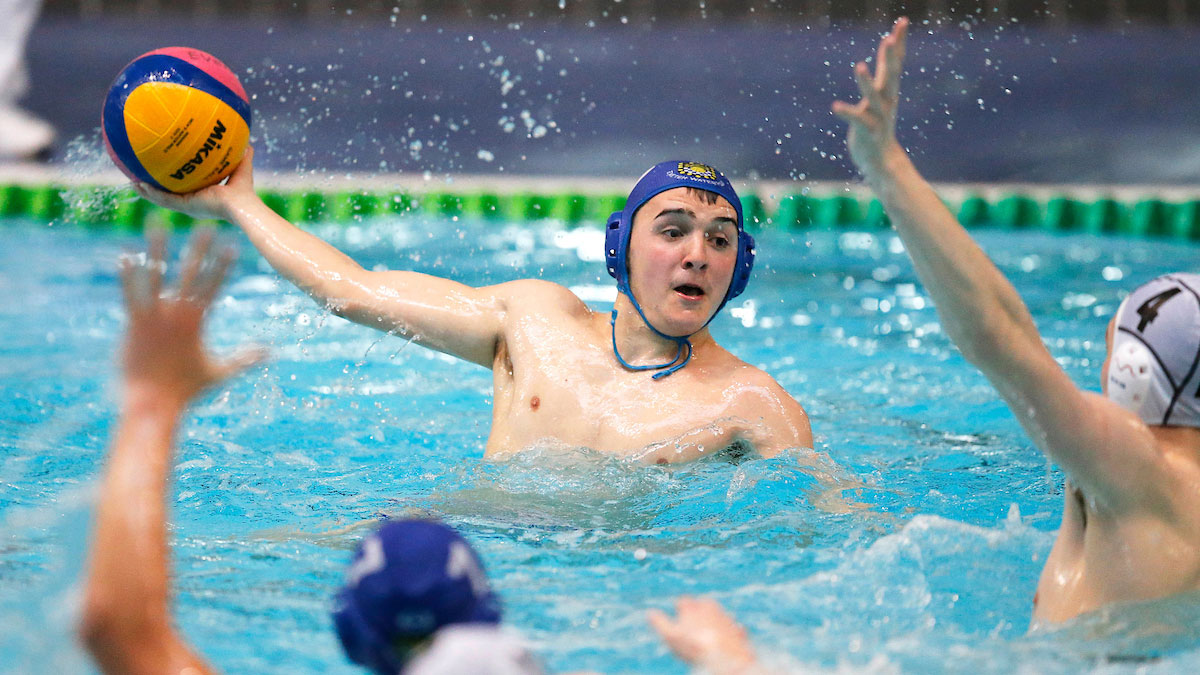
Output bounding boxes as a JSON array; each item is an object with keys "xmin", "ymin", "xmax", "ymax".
[
  {"xmin": 0, "ymin": 0, "xmax": 43, "ymax": 101},
  {"xmin": 0, "ymin": 0, "xmax": 55, "ymax": 159}
]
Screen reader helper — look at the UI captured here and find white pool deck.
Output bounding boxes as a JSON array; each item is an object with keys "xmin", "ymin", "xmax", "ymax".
[{"xmin": 3, "ymin": 161, "xmax": 1200, "ymax": 207}]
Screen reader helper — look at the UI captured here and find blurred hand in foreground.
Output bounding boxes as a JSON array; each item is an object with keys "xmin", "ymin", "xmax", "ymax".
[{"xmin": 648, "ymin": 596, "xmax": 764, "ymax": 675}]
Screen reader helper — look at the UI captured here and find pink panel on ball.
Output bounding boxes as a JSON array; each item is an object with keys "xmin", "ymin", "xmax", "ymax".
[{"xmin": 143, "ymin": 47, "xmax": 249, "ymax": 102}]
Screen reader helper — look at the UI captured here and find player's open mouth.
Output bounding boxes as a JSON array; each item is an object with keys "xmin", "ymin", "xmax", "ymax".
[{"xmin": 674, "ymin": 284, "xmax": 705, "ymax": 299}]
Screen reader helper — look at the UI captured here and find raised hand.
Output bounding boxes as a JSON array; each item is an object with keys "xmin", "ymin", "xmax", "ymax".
[
  {"xmin": 119, "ymin": 227, "xmax": 263, "ymax": 409},
  {"xmin": 832, "ymin": 17, "xmax": 910, "ymax": 176}
]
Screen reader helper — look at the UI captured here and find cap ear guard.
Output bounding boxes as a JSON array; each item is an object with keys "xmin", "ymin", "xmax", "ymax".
[
  {"xmin": 728, "ymin": 230, "xmax": 755, "ymax": 302},
  {"xmin": 604, "ymin": 210, "xmax": 623, "ymax": 289},
  {"xmin": 1107, "ymin": 335, "xmax": 1154, "ymax": 417}
]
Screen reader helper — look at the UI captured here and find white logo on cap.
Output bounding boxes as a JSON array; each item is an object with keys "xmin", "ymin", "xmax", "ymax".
[
  {"xmin": 1108, "ymin": 339, "xmax": 1153, "ymax": 415},
  {"xmin": 445, "ymin": 541, "xmax": 490, "ymax": 597},
  {"xmin": 345, "ymin": 535, "xmax": 385, "ymax": 588}
]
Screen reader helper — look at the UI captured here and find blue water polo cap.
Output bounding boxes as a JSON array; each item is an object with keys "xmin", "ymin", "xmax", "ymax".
[
  {"xmin": 332, "ymin": 519, "xmax": 502, "ymax": 675},
  {"xmin": 605, "ymin": 160, "xmax": 756, "ymax": 319}
]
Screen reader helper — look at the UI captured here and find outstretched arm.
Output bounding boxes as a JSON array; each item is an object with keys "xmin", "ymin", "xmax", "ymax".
[
  {"xmin": 80, "ymin": 229, "xmax": 262, "ymax": 675},
  {"xmin": 648, "ymin": 596, "xmax": 765, "ymax": 675},
  {"xmin": 832, "ymin": 18, "xmax": 1159, "ymax": 507},
  {"xmin": 134, "ymin": 148, "xmax": 507, "ymax": 368}
]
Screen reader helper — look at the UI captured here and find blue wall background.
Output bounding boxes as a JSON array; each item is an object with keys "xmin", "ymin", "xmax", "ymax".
[{"xmin": 27, "ymin": 17, "xmax": 1200, "ymax": 184}]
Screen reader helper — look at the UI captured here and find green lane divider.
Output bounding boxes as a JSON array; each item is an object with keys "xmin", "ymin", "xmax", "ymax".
[
  {"xmin": 112, "ymin": 193, "xmax": 147, "ymax": 230},
  {"xmin": 261, "ymin": 191, "xmax": 288, "ymax": 219},
  {"xmin": 1130, "ymin": 199, "xmax": 1169, "ymax": 238},
  {"xmin": 4, "ymin": 183, "xmax": 1200, "ymax": 242},
  {"xmin": 992, "ymin": 194, "xmax": 1040, "ymax": 228},
  {"xmin": 1084, "ymin": 198, "xmax": 1124, "ymax": 235},
  {"xmin": 863, "ymin": 199, "xmax": 890, "ymax": 229},
  {"xmin": 1, "ymin": 184, "xmax": 28, "ymax": 217},
  {"xmin": 741, "ymin": 194, "xmax": 766, "ymax": 228},
  {"xmin": 817, "ymin": 195, "xmax": 863, "ymax": 229},
  {"xmin": 1044, "ymin": 196, "xmax": 1083, "ymax": 231},
  {"xmin": 422, "ymin": 192, "xmax": 458, "ymax": 217},
  {"xmin": 1174, "ymin": 201, "xmax": 1200, "ymax": 240},
  {"xmin": 386, "ymin": 192, "xmax": 414, "ymax": 216},
  {"xmin": 28, "ymin": 185, "xmax": 66, "ymax": 220},
  {"xmin": 461, "ymin": 192, "xmax": 499, "ymax": 219},
  {"xmin": 580, "ymin": 194, "xmax": 625, "ymax": 225},
  {"xmin": 957, "ymin": 196, "xmax": 989, "ymax": 227}
]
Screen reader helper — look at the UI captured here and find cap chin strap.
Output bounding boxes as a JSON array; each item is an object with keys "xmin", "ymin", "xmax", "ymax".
[{"xmin": 610, "ymin": 291, "xmax": 694, "ymax": 380}]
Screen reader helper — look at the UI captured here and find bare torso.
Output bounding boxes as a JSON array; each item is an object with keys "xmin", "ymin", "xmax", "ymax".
[
  {"xmin": 1033, "ymin": 427, "xmax": 1200, "ymax": 623},
  {"xmin": 483, "ymin": 282, "xmax": 812, "ymax": 463}
]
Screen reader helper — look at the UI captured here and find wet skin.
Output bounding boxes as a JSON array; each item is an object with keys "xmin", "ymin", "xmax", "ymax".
[
  {"xmin": 837, "ymin": 17, "xmax": 1200, "ymax": 624},
  {"xmin": 1030, "ymin": 318, "xmax": 1200, "ymax": 623},
  {"xmin": 488, "ymin": 188, "xmax": 812, "ymax": 461},
  {"xmin": 136, "ymin": 167, "xmax": 813, "ymax": 463}
]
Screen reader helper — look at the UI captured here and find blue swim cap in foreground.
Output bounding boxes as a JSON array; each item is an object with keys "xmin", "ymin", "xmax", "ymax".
[
  {"xmin": 332, "ymin": 519, "xmax": 502, "ymax": 675},
  {"xmin": 604, "ymin": 161, "xmax": 756, "ymax": 379}
]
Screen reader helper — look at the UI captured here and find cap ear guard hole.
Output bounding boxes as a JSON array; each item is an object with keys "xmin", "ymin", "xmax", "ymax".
[{"xmin": 1107, "ymin": 338, "xmax": 1155, "ymax": 419}]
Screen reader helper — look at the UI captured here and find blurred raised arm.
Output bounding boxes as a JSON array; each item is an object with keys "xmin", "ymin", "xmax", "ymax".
[
  {"xmin": 80, "ymin": 229, "xmax": 262, "ymax": 675},
  {"xmin": 831, "ymin": 18, "xmax": 1161, "ymax": 507}
]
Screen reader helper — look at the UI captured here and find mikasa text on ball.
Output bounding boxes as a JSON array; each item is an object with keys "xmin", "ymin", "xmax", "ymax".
[{"xmin": 102, "ymin": 47, "xmax": 252, "ymax": 194}]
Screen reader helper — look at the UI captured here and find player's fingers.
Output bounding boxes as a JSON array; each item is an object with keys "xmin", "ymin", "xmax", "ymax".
[
  {"xmin": 193, "ymin": 244, "xmax": 235, "ymax": 307},
  {"xmin": 118, "ymin": 252, "xmax": 140, "ymax": 310},
  {"xmin": 647, "ymin": 609, "xmax": 678, "ymax": 641},
  {"xmin": 133, "ymin": 181, "xmax": 179, "ymax": 210},
  {"xmin": 881, "ymin": 17, "xmax": 910, "ymax": 100},
  {"xmin": 833, "ymin": 98, "xmax": 874, "ymax": 128},
  {"xmin": 145, "ymin": 227, "xmax": 167, "ymax": 300},
  {"xmin": 178, "ymin": 227, "xmax": 215, "ymax": 296},
  {"xmin": 214, "ymin": 346, "xmax": 268, "ymax": 382},
  {"xmin": 227, "ymin": 146, "xmax": 256, "ymax": 189},
  {"xmin": 853, "ymin": 61, "xmax": 879, "ymax": 104}
]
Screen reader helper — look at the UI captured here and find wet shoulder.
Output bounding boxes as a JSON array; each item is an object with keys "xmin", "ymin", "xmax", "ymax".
[
  {"xmin": 714, "ymin": 354, "xmax": 810, "ymax": 432},
  {"xmin": 711, "ymin": 351, "xmax": 782, "ymax": 389},
  {"xmin": 493, "ymin": 279, "xmax": 592, "ymax": 319},
  {"xmin": 704, "ymin": 352, "xmax": 798, "ymax": 407}
]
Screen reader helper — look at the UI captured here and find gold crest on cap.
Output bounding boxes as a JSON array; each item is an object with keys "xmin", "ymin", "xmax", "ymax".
[{"xmin": 676, "ymin": 162, "xmax": 719, "ymax": 180}]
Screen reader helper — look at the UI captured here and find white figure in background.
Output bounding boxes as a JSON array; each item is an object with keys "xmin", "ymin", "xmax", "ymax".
[{"xmin": 0, "ymin": 0, "xmax": 55, "ymax": 161}]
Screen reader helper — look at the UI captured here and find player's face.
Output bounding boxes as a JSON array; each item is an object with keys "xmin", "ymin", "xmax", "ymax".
[{"xmin": 627, "ymin": 188, "xmax": 738, "ymax": 337}]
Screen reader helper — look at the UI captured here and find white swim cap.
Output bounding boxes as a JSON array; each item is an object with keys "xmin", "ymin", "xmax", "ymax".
[
  {"xmin": 403, "ymin": 625, "xmax": 545, "ymax": 675},
  {"xmin": 1105, "ymin": 273, "xmax": 1200, "ymax": 428}
]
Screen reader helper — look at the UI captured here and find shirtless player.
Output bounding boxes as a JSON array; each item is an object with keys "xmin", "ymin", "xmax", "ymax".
[
  {"xmin": 657, "ymin": 22, "xmax": 1200, "ymax": 667},
  {"xmin": 653, "ymin": 21, "xmax": 1200, "ymax": 669},
  {"xmin": 136, "ymin": 158, "xmax": 812, "ymax": 463},
  {"xmin": 838, "ymin": 16, "xmax": 1200, "ymax": 624}
]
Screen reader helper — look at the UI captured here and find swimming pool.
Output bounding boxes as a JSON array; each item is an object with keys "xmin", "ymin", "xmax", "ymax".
[{"xmin": 2, "ymin": 214, "xmax": 1199, "ymax": 673}]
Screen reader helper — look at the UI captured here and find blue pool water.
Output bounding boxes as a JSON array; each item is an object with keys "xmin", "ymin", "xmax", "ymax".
[{"xmin": 2, "ymin": 214, "xmax": 1199, "ymax": 673}]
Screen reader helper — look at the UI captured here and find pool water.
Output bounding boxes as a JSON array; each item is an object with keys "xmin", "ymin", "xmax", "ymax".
[{"xmin": 2, "ymin": 215, "xmax": 1199, "ymax": 674}]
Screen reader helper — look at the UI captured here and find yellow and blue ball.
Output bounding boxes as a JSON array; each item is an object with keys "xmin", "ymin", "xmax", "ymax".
[{"xmin": 102, "ymin": 47, "xmax": 252, "ymax": 194}]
